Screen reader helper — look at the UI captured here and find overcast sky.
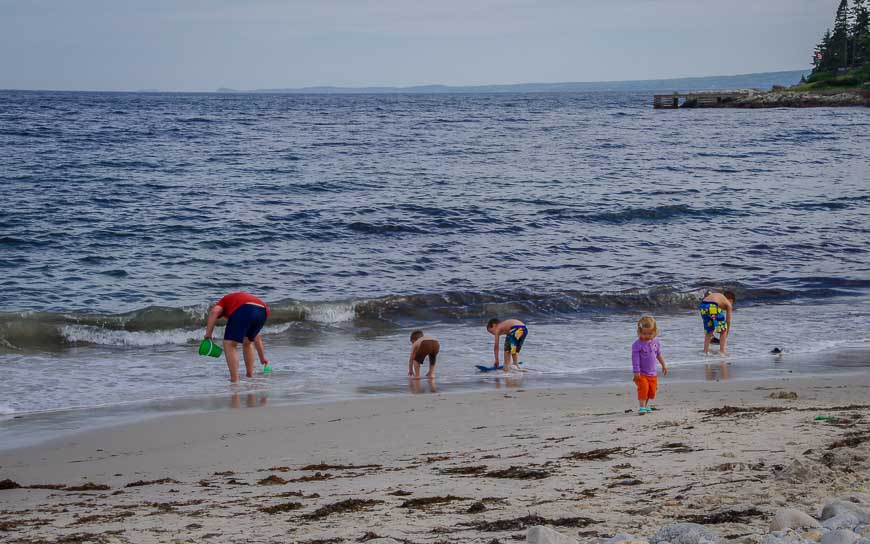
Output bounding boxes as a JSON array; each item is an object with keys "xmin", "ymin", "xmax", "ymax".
[{"xmin": 0, "ymin": 0, "xmax": 839, "ymax": 91}]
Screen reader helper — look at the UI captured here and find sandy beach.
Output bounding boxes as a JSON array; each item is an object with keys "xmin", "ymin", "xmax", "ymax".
[{"xmin": 1, "ymin": 372, "xmax": 868, "ymax": 543}]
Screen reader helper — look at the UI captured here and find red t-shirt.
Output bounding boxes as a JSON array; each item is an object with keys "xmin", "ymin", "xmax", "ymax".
[{"xmin": 216, "ymin": 292, "xmax": 270, "ymax": 319}]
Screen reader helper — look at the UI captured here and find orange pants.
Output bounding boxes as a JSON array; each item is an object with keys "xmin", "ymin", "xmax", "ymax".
[{"xmin": 635, "ymin": 374, "xmax": 658, "ymax": 401}]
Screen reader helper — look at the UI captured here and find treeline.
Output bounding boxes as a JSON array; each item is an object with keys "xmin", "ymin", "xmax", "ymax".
[{"xmin": 813, "ymin": 0, "xmax": 870, "ymax": 73}]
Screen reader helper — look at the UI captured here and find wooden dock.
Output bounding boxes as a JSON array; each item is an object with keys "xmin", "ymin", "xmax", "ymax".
[{"xmin": 653, "ymin": 91, "xmax": 752, "ymax": 109}]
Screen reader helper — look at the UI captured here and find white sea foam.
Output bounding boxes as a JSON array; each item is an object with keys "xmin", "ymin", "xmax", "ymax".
[
  {"xmin": 61, "ymin": 325, "xmax": 212, "ymax": 346},
  {"xmin": 306, "ymin": 302, "xmax": 356, "ymax": 324},
  {"xmin": 0, "ymin": 403, "xmax": 15, "ymax": 415}
]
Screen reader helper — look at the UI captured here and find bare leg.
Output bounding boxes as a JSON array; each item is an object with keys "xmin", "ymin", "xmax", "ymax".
[
  {"xmin": 242, "ymin": 338, "xmax": 255, "ymax": 378},
  {"xmin": 703, "ymin": 332, "xmax": 714, "ymax": 354},
  {"xmin": 413, "ymin": 362, "xmax": 422, "ymax": 379},
  {"xmin": 718, "ymin": 329, "xmax": 729, "ymax": 355},
  {"xmin": 223, "ymin": 339, "xmax": 240, "ymax": 382},
  {"xmin": 426, "ymin": 360, "xmax": 435, "ymax": 379},
  {"xmin": 253, "ymin": 335, "xmax": 267, "ymax": 365},
  {"xmin": 503, "ymin": 349, "xmax": 512, "ymax": 372}
]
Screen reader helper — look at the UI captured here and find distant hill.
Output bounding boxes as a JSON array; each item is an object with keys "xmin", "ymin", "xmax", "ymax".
[{"xmin": 219, "ymin": 70, "xmax": 811, "ymax": 95}]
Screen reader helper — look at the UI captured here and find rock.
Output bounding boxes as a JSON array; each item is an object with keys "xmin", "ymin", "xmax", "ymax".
[
  {"xmin": 762, "ymin": 529, "xmax": 818, "ymax": 544},
  {"xmin": 650, "ymin": 523, "xmax": 719, "ymax": 544},
  {"xmin": 823, "ymin": 514, "xmax": 862, "ymax": 531},
  {"xmin": 770, "ymin": 509, "xmax": 822, "ymax": 531},
  {"xmin": 802, "ymin": 531, "xmax": 824, "ymax": 542},
  {"xmin": 605, "ymin": 533, "xmax": 648, "ymax": 544},
  {"xmin": 528, "ymin": 525, "xmax": 580, "ymax": 544},
  {"xmin": 821, "ymin": 500, "xmax": 870, "ymax": 523},
  {"xmin": 821, "ymin": 531, "xmax": 860, "ymax": 544},
  {"xmin": 365, "ymin": 539, "xmax": 402, "ymax": 544}
]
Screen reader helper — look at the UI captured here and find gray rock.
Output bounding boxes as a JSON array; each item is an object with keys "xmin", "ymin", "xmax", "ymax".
[
  {"xmin": 823, "ymin": 514, "xmax": 862, "ymax": 531},
  {"xmin": 771, "ymin": 509, "xmax": 823, "ymax": 531},
  {"xmin": 606, "ymin": 534, "xmax": 639, "ymax": 544},
  {"xmin": 821, "ymin": 501, "xmax": 870, "ymax": 523},
  {"xmin": 650, "ymin": 523, "xmax": 719, "ymax": 544},
  {"xmin": 364, "ymin": 540, "xmax": 402, "ymax": 544},
  {"xmin": 821, "ymin": 531, "xmax": 860, "ymax": 544},
  {"xmin": 528, "ymin": 525, "xmax": 580, "ymax": 544},
  {"xmin": 762, "ymin": 531, "xmax": 819, "ymax": 544}
]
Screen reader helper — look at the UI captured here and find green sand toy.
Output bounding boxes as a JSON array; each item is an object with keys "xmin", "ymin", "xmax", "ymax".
[
  {"xmin": 263, "ymin": 364, "xmax": 272, "ymax": 374},
  {"xmin": 198, "ymin": 338, "xmax": 223, "ymax": 358}
]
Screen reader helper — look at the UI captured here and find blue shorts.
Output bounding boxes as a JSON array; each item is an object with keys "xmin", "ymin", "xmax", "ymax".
[
  {"xmin": 699, "ymin": 302, "xmax": 727, "ymax": 334},
  {"xmin": 224, "ymin": 304, "xmax": 267, "ymax": 343},
  {"xmin": 503, "ymin": 325, "xmax": 528, "ymax": 354}
]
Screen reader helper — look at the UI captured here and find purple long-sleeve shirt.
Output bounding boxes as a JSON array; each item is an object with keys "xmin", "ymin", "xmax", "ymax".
[{"xmin": 632, "ymin": 338, "xmax": 661, "ymax": 376}]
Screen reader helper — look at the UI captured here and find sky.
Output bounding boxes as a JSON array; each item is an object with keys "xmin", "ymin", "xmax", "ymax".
[{"xmin": 0, "ymin": 0, "xmax": 840, "ymax": 91}]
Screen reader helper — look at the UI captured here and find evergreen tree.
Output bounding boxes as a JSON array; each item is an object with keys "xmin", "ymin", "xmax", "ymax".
[
  {"xmin": 813, "ymin": 29, "xmax": 835, "ymax": 73},
  {"xmin": 830, "ymin": 0, "xmax": 851, "ymax": 69},
  {"xmin": 852, "ymin": 0, "xmax": 870, "ymax": 64}
]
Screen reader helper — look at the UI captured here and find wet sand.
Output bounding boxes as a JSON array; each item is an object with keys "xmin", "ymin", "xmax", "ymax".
[{"xmin": 1, "ymin": 373, "xmax": 868, "ymax": 543}]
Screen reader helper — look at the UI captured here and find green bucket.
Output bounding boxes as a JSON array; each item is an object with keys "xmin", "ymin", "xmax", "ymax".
[{"xmin": 198, "ymin": 338, "xmax": 223, "ymax": 358}]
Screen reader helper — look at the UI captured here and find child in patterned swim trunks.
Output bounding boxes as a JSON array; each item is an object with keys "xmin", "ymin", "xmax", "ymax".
[
  {"xmin": 486, "ymin": 318, "xmax": 528, "ymax": 373},
  {"xmin": 699, "ymin": 290, "xmax": 735, "ymax": 356},
  {"xmin": 632, "ymin": 315, "xmax": 668, "ymax": 415}
]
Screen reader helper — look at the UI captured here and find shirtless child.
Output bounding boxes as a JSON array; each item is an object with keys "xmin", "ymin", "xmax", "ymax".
[
  {"xmin": 408, "ymin": 330, "xmax": 440, "ymax": 379},
  {"xmin": 699, "ymin": 290, "xmax": 735, "ymax": 355},
  {"xmin": 486, "ymin": 318, "xmax": 528, "ymax": 373}
]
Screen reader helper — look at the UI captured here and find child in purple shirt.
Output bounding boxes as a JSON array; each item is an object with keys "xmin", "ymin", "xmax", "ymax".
[{"xmin": 632, "ymin": 315, "xmax": 668, "ymax": 415}]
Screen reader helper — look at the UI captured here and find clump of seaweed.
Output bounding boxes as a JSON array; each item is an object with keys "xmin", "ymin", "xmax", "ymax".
[
  {"xmin": 681, "ymin": 507, "xmax": 765, "ymax": 524},
  {"xmin": 400, "ymin": 496, "xmax": 468, "ymax": 509},
  {"xmin": 468, "ymin": 514, "xmax": 597, "ymax": 532},
  {"xmin": 304, "ymin": 499, "xmax": 384, "ymax": 520},
  {"xmin": 484, "ymin": 467, "xmax": 551, "ymax": 480},
  {"xmin": 261, "ymin": 502, "xmax": 304, "ymax": 514},
  {"xmin": 125, "ymin": 478, "xmax": 179, "ymax": 488},
  {"xmin": 66, "ymin": 483, "xmax": 111, "ymax": 492},
  {"xmin": 439, "ymin": 465, "xmax": 488, "ymax": 476},
  {"xmin": 563, "ymin": 447, "xmax": 633, "ymax": 461},
  {"xmin": 257, "ymin": 475, "xmax": 288, "ymax": 485}
]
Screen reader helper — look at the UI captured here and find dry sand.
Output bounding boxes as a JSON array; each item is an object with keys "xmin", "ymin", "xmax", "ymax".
[{"xmin": 1, "ymin": 372, "xmax": 868, "ymax": 543}]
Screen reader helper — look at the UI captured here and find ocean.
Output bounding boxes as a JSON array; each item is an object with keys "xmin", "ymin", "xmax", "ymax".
[{"xmin": 1, "ymin": 90, "xmax": 869, "ymax": 448}]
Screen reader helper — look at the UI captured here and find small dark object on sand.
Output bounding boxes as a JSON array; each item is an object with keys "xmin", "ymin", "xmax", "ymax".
[
  {"xmin": 771, "ymin": 347, "xmax": 783, "ymax": 354},
  {"xmin": 711, "ymin": 335, "xmax": 720, "ymax": 345}
]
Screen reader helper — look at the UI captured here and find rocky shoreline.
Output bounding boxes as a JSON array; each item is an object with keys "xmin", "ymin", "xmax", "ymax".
[{"xmin": 682, "ymin": 89, "xmax": 870, "ymax": 108}]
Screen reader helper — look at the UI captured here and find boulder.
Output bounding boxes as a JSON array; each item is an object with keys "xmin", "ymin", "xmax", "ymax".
[
  {"xmin": 822, "ymin": 514, "xmax": 861, "ymax": 531},
  {"xmin": 820, "ymin": 531, "xmax": 860, "ymax": 544},
  {"xmin": 770, "ymin": 509, "xmax": 822, "ymax": 531},
  {"xmin": 650, "ymin": 523, "xmax": 719, "ymax": 544},
  {"xmin": 527, "ymin": 525, "xmax": 579, "ymax": 544},
  {"xmin": 821, "ymin": 500, "xmax": 870, "ymax": 523}
]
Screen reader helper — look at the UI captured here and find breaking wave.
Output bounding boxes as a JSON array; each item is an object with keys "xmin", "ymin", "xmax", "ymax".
[{"xmin": 0, "ymin": 281, "xmax": 864, "ymax": 351}]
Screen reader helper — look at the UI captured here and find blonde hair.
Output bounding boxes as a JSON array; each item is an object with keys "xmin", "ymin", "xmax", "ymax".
[{"xmin": 637, "ymin": 315, "xmax": 659, "ymax": 337}]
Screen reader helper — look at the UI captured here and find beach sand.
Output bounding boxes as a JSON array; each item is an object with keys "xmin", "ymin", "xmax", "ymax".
[{"xmin": 1, "ymin": 372, "xmax": 868, "ymax": 543}]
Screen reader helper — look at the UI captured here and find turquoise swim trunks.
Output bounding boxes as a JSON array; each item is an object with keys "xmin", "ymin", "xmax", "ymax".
[
  {"xmin": 699, "ymin": 302, "xmax": 727, "ymax": 333},
  {"xmin": 503, "ymin": 325, "xmax": 528, "ymax": 354}
]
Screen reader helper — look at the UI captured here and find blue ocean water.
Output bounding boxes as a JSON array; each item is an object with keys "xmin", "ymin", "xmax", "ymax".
[{"xmin": 1, "ymin": 90, "xmax": 869, "ymax": 445}]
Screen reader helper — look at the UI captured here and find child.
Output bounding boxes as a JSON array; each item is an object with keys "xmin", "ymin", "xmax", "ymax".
[
  {"xmin": 699, "ymin": 290, "xmax": 735, "ymax": 355},
  {"xmin": 204, "ymin": 291, "xmax": 270, "ymax": 383},
  {"xmin": 632, "ymin": 315, "xmax": 667, "ymax": 415},
  {"xmin": 408, "ymin": 330, "xmax": 440, "ymax": 379},
  {"xmin": 486, "ymin": 318, "xmax": 528, "ymax": 373}
]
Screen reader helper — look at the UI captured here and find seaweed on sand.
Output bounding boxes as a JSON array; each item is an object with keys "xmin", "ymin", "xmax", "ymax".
[
  {"xmin": 303, "ymin": 499, "xmax": 384, "ymax": 520},
  {"xmin": 562, "ymin": 447, "xmax": 631, "ymax": 461},
  {"xmin": 300, "ymin": 463, "xmax": 382, "ymax": 471},
  {"xmin": 484, "ymin": 467, "xmax": 551, "ymax": 480},
  {"xmin": 261, "ymin": 502, "xmax": 304, "ymax": 514},
  {"xmin": 125, "ymin": 478, "xmax": 179, "ymax": 488},
  {"xmin": 65, "ymin": 483, "xmax": 111, "ymax": 492},
  {"xmin": 439, "ymin": 465, "xmax": 488, "ymax": 476},
  {"xmin": 681, "ymin": 507, "xmax": 765, "ymax": 524},
  {"xmin": 400, "ymin": 495, "xmax": 468, "ymax": 509},
  {"xmin": 467, "ymin": 514, "xmax": 597, "ymax": 532},
  {"xmin": 257, "ymin": 475, "xmax": 288, "ymax": 485}
]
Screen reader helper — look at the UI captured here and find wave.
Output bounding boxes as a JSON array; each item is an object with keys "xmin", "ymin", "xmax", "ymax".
[
  {"xmin": 540, "ymin": 204, "xmax": 737, "ymax": 224},
  {"xmin": 0, "ymin": 282, "xmax": 864, "ymax": 351}
]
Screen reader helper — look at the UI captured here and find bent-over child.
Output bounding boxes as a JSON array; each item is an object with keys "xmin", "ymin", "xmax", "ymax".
[
  {"xmin": 699, "ymin": 290, "xmax": 735, "ymax": 355},
  {"xmin": 632, "ymin": 315, "xmax": 667, "ymax": 415},
  {"xmin": 486, "ymin": 318, "xmax": 528, "ymax": 373},
  {"xmin": 408, "ymin": 330, "xmax": 440, "ymax": 379}
]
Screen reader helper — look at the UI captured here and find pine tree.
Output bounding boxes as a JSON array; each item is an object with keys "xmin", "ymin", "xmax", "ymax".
[
  {"xmin": 813, "ymin": 29, "xmax": 835, "ymax": 73},
  {"xmin": 852, "ymin": 0, "xmax": 870, "ymax": 64},
  {"xmin": 830, "ymin": 0, "xmax": 851, "ymax": 69}
]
